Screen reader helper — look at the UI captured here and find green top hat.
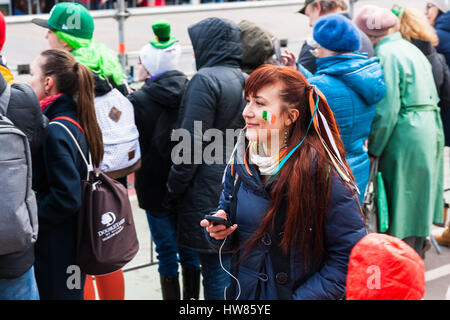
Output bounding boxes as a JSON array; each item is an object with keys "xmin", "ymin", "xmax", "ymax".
[
  {"xmin": 31, "ymin": 2, "xmax": 94, "ymax": 40},
  {"xmin": 150, "ymin": 20, "xmax": 178, "ymax": 49}
]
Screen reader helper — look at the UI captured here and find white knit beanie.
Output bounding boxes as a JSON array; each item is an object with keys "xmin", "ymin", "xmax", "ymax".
[
  {"xmin": 139, "ymin": 42, "xmax": 181, "ymax": 76},
  {"xmin": 429, "ymin": 0, "xmax": 450, "ymax": 13}
]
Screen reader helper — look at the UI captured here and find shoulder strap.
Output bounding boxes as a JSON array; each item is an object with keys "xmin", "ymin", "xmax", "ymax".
[
  {"xmin": 0, "ymin": 84, "xmax": 11, "ymax": 116},
  {"xmin": 49, "ymin": 121, "xmax": 93, "ymax": 175},
  {"xmin": 52, "ymin": 116, "xmax": 85, "ymax": 135},
  {"xmin": 363, "ymin": 157, "xmax": 379, "ymax": 203}
]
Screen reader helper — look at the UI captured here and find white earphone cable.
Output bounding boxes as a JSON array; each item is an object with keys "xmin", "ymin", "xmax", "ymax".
[{"xmin": 219, "ymin": 236, "xmax": 241, "ymax": 300}]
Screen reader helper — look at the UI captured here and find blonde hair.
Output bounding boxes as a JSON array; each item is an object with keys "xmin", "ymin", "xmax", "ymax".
[
  {"xmin": 368, "ymin": 24, "xmax": 400, "ymax": 48},
  {"xmin": 399, "ymin": 7, "xmax": 439, "ymax": 46}
]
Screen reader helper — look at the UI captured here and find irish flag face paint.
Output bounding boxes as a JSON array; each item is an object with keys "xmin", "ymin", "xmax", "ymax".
[{"xmin": 262, "ymin": 110, "xmax": 276, "ymax": 124}]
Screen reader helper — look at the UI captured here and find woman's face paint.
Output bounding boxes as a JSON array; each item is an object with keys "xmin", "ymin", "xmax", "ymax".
[{"xmin": 262, "ymin": 110, "xmax": 276, "ymax": 124}]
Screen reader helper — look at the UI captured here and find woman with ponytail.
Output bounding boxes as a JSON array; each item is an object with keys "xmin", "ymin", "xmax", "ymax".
[
  {"xmin": 32, "ymin": 2, "xmax": 138, "ymax": 299},
  {"xmin": 201, "ymin": 65, "xmax": 366, "ymax": 300},
  {"xmin": 29, "ymin": 49, "xmax": 103, "ymax": 299}
]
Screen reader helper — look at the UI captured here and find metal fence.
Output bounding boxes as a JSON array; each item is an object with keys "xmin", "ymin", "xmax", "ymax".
[
  {"xmin": 123, "ymin": 174, "xmax": 158, "ymax": 272},
  {"xmin": 5, "ymin": 0, "xmax": 266, "ymax": 16}
]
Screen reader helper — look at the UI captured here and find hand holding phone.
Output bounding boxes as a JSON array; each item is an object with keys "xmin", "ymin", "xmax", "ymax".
[
  {"xmin": 200, "ymin": 210, "xmax": 238, "ymax": 240},
  {"xmin": 272, "ymin": 37, "xmax": 283, "ymax": 65},
  {"xmin": 204, "ymin": 214, "xmax": 233, "ymax": 227}
]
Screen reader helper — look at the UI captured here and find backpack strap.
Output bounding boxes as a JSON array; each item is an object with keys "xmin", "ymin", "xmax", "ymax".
[
  {"xmin": 0, "ymin": 84, "xmax": 11, "ymax": 116},
  {"xmin": 49, "ymin": 120, "xmax": 93, "ymax": 178},
  {"xmin": 52, "ymin": 116, "xmax": 85, "ymax": 136}
]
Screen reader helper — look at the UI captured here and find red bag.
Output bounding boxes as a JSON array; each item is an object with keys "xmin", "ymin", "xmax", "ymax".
[
  {"xmin": 346, "ymin": 233, "xmax": 425, "ymax": 300},
  {"xmin": 51, "ymin": 118, "xmax": 139, "ymax": 275}
]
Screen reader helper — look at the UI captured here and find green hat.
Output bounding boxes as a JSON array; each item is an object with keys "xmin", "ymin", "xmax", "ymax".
[
  {"xmin": 391, "ymin": 5, "xmax": 405, "ymax": 19},
  {"xmin": 31, "ymin": 2, "xmax": 94, "ymax": 40},
  {"xmin": 150, "ymin": 20, "xmax": 178, "ymax": 49}
]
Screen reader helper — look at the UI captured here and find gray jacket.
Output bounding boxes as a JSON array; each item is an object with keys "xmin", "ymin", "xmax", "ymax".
[{"xmin": 0, "ymin": 71, "xmax": 47, "ymax": 279}]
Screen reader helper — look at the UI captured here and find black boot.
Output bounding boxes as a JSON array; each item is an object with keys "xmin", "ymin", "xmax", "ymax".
[
  {"xmin": 160, "ymin": 274, "xmax": 181, "ymax": 300},
  {"xmin": 182, "ymin": 268, "xmax": 201, "ymax": 300}
]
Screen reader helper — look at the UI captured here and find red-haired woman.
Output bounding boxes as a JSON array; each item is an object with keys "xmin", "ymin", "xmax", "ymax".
[{"xmin": 201, "ymin": 65, "xmax": 367, "ymax": 300}]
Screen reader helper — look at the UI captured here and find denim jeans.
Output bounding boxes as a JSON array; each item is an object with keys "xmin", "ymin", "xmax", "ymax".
[
  {"xmin": 0, "ymin": 266, "xmax": 40, "ymax": 300},
  {"xmin": 197, "ymin": 252, "xmax": 231, "ymax": 300},
  {"xmin": 146, "ymin": 211, "xmax": 200, "ymax": 277}
]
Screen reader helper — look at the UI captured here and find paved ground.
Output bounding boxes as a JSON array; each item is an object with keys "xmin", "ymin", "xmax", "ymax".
[
  {"xmin": 4, "ymin": 0, "xmax": 449, "ymax": 300},
  {"xmin": 121, "ymin": 195, "xmax": 450, "ymax": 300}
]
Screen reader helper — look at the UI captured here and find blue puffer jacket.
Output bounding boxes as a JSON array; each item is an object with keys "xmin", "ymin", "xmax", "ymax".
[
  {"xmin": 435, "ymin": 11, "xmax": 450, "ymax": 67},
  {"xmin": 298, "ymin": 53, "xmax": 386, "ymax": 199},
  {"xmin": 206, "ymin": 133, "xmax": 367, "ymax": 300}
]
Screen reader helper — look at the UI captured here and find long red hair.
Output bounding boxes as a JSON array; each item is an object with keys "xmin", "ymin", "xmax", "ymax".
[{"xmin": 241, "ymin": 65, "xmax": 359, "ymax": 266}]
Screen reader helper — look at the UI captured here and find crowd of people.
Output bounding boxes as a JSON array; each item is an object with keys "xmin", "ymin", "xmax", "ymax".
[
  {"xmin": 0, "ymin": 0, "xmax": 449, "ymax": 300},
  {"xmin": 10, "ymin": 0, "xmax": 245, "ymax": 16}
]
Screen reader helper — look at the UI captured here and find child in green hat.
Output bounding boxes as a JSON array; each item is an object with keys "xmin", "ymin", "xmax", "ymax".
[{"xmin": 136, "ymin": 19, "xmax": 181, "ymax": 81}]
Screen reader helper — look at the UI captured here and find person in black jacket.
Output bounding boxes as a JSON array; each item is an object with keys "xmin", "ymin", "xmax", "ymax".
[
  {"xmin": 296, "ymin": 0, "xmax": 374, "ymax": 73},
  {"xmin": 164, "ymin": 17, "xmax": 246, "ymax": 300},
  {"xmin": 29, "ymin": 49, "xmax": 103, "ymax": 300},
  {"xmin": 128, "ymin": 20, "xmax": 201, "ymax": 300}
]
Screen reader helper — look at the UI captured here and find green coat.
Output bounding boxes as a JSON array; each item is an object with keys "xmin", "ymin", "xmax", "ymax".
[{"xmin": 368, "ymin": 32, "xmax": 444, "ymax": 239}]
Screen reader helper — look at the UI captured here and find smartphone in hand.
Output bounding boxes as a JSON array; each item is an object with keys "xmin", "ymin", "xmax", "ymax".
[
  {"xmin": 272, "ymin": 37, "xmax": 283, "ymax": 66},
  {"xmin": 204, "ymin": 215, "xmax": 233, "ymax": 228}
]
